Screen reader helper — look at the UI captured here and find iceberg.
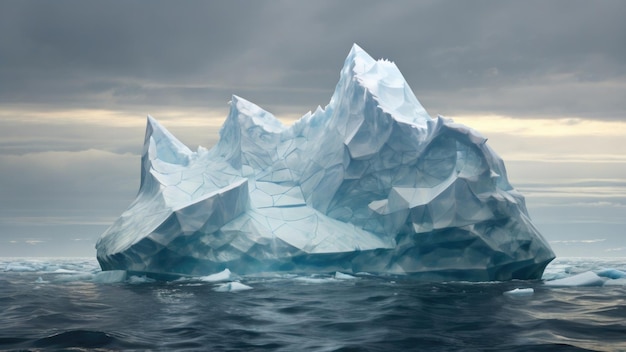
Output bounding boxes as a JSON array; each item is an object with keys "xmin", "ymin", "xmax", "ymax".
[{"xmin": 96, "ymin": 44, "xmax": 555, "ymax": 281}]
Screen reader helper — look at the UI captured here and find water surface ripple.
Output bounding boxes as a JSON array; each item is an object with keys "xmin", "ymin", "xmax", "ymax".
[{"xmin": 1, "ymin": 258, "xmax": 625, "ymax": 351}]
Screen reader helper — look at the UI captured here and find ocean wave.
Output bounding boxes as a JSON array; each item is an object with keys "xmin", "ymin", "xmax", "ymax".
[{"xmin": 1, "ymin": 257, "xmax": 626, "ymax": 351}]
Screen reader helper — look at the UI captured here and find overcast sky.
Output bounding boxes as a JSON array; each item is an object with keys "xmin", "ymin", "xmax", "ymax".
[{"xmin": 1, "ymin": 1, "xmax": 625, "ymax": 257}]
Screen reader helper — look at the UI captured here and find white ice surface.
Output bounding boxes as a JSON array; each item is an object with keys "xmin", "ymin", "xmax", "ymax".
[
  {"xmin": 603, "ymin": 278, "xmax": 626, "ymax": 286},
  {"xmin": 213, "ymin": 282, "xmax": 253, "ymax": 292},
  {"xmin": 503, "ymin": 288, "xmax": 534, "ymax": 297},
  {"xmin": 335, "ymin": 272, "xmax": 358, "ymax": 280},
  {"xmin": 93, "ymin": 270, "xmax": 127, "ymax": 284},
  {"xmin": 544, "ymin": 271, "xmax": 606, "ymax": 287},
  {"xmin": 200, "ymin": 269, "xmax": 234, "ymax": 282},
  {"xmin": 95, "ymin": 44, "xmax": 554, "ymax": 281}
]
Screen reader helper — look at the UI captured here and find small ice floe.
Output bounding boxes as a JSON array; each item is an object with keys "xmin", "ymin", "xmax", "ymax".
[
  {"xmin": 544, "ymin": 271, "xmax": 606, "ymax": 287},
  {"xmin": 503, "ymin": 288, "xmax": 534, "ymax": 297},
  {"xmin": 53, "ymin": 273, "xmax": 95, "ymax": 282},
  {"xmin": 4, "ymin": 263, "xmax": 38, "ymax": 272},
  {"xmin": 34, "ymin": 276, "xmax": 48, "ymax": 284},
  {"xmin": 595, "ymin": 268, "xmax": 626, "ymax": 280},
  {"xmin": 334, "ymin": 272, "xmax": 358, "ymax": 280},
  {"xmin": 199, "ymin": 269, "xmax": 233, "ymax": 282},
  {"xmin": 128, "ymin": 275, "xmax": 155, "ymax": 284},
  {"xmin": 603, "ymin": 278, "xmax": 626, "ymax": 286},
  {"xmin": 92, "ymin": 270, "xmax": 127, "ymax": 284},
  {"xmin": 213, "ymin": 281, "xmax": 253, "ymax": 292}
]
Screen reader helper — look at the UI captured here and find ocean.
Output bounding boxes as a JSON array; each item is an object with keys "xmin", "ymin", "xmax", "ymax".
[{"xmin": 1, "ymin": 257, "xmax": 625, "ymax": 351}]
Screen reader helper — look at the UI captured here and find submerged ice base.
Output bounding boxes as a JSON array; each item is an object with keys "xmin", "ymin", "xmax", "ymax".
[{"xmin": 96, "ymin": 45, "xmax": 555, "ymax": 281}]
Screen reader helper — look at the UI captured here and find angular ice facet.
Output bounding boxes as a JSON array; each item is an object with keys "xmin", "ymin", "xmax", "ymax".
[{"xmin": 96, "ymin": 44, "xmax": 555, "ymax": 281}]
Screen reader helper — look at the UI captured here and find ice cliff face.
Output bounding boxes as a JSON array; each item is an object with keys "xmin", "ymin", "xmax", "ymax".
[{"xmin": 96, "ymin": 45, "xmax": 555, "ymax": 281}]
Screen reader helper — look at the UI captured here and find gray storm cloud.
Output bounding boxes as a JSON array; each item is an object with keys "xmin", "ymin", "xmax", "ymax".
[
  {"xmin": 0, "ymin": 1, "xmax": 624, "ymax": 119},
  {"xmin": 0, "ymin": 1, "xmax": 625, "ymax": 257}
]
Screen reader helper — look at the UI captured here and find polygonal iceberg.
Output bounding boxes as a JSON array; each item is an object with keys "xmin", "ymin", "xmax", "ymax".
[{"xmin": 96, "ymin": 45, "xmax": 555, "ymax": 281}]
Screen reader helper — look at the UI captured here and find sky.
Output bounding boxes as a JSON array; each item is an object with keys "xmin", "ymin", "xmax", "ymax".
[{"xmin": 0, "ymin": 1, "xmax": 624, "ymax": 257}]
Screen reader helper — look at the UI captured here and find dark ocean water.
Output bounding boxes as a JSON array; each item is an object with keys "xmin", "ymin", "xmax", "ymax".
[{"xmin": 1, "ymin": 258, "xmax": 625, "ymax": 352}]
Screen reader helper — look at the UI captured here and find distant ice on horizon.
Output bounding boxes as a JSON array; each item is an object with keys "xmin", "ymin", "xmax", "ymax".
[{"xmin": 3, "ymin": 257, "xmax": 626, "ymax": 287}]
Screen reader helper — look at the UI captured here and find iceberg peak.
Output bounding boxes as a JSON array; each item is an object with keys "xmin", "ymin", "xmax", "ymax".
[
  {"xmin": 139, "ymin": 115, "xmax": 193, "ymax": 192},
  {"xmin": 97, "ymin": 45, "xmax": 554, "ymax": 281},
  {"xmin": 327, "ymin": 45, "xmax": 431, "ymax": 136},
  {"xmin": 144, "ymin": 114, "xmax": 192, "ymax": 165}
]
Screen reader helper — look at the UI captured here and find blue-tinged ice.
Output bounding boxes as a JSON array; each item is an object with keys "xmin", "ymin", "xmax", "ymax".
[
  {"xmin": 92, "ymin": 270, "xmax": 127, "ymax": 284},
  {"xmin": 96, "ymin": 44, "xmax": 555, "ymax": 281},
  {"xmin": 595, "ymin": 268, "xmax": 626, "ymax": 280},
  {"xmin": 544, "ymin": 271, "xmax": 606, "ymax": 287}
]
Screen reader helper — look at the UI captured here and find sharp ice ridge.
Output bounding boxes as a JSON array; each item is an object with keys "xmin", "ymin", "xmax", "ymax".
[{"xmin": 96, "ymin": 45, "xmax": 554, "ymax": 281}]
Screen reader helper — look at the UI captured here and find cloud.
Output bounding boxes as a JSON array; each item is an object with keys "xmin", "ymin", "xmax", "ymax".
[
  {"xmin": 524, "ymin": 199, "xmax": 626, "ymax": 209},
  {"xmin": 550, "ymin": 239, "xmax": 606, "ymax": 244},
  {"xmin": 0, "ymin": 216, "xmax": 117, "ymax": 226},
  {"xmin": 449, "ymin": 116, "xmax": 626, "ymax": 138},
  {"xmin": 1, "ymin": 1, "xmax": 625, "ymax": 119},
  {"xmin": 0, "ymin": 108, "xmax": 225, "ymax": 156},
  {"xmin": 0, "ymin": 149, "xmax": 139, "ymax": 222},
  {"xmin": 25, "ymin": 240, "xmax": 45, "ymax": 245},
  {"xmin": 1, "ymin": 1, "xmax": 625, "ymax": 257},
  {"xmin": 605, "ymin": 247, "xmax": 626, "ymax": 252}
]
